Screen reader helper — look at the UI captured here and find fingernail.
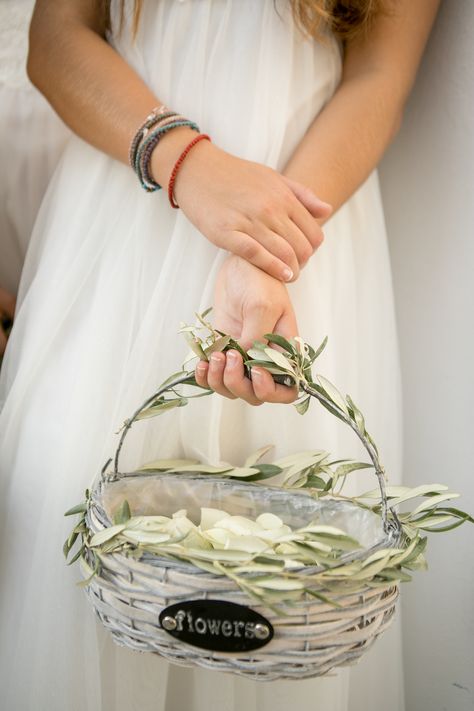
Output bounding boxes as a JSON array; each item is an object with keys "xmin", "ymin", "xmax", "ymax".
[
  {"xmin": 227, "ymin": 350, "xmax": 238, "ymax": 364},
  {"xmin": 251, "ymin": 368, "xmax": 262, "ymax": 379},
  {"xmin": 210, "ymin": 352, "xmax": 223, "ymax": 364},
  {"xmin": 282, "ymin": 267, "xmax": 293, "ymax": 282},
  {"xmin": 196, "ymin": 362, "xmax": 207, "ymax": 371}
]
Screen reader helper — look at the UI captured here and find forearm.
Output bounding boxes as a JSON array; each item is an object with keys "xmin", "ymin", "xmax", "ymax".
[
  {"xmin": 27, "ymin": 0, "xmax": 195, "ymax": 182},
  {"xmin": 283, "ymin": 71, "xmax": 402, "ymax": 213},
  {"xmin": 284, "ymin": 0, "xmax": 440, "ymax": 215},
  {"xmin": 26, "ymin": 1, "xmax": 329, "ymax": 284}
]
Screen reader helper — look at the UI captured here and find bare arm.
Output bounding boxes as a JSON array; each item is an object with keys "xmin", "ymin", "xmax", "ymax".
[
  {"xmin": 198, "ymin": 1, "xmax": 441, "ymax": 404},
  {"xmin": 28, "ymin": 0, "xmax": 201, "ymax": 179},
  {"xmin": 28, "ymin": 1, "xmax": 158, "ymax": 163},
  {"xmin": 28, "ymin": 0, "xmax": 331, "ymax": 284},
  {"xmin": 283, "ymin": 0, "xmax": 440, "ymax": 211}
]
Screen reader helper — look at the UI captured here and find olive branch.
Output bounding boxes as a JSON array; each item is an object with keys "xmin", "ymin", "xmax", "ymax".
[{"xmin": 64, "ymin": 310, "xmax": 473, "ymax": 605}]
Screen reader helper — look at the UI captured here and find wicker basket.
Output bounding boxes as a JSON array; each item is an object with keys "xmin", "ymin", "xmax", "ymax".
[{"xmin": 74, "ymin": 363, "xmax": 403, "ymax": 681}]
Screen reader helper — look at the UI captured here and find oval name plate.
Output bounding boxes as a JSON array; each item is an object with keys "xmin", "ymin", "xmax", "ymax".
[{"xmin": 159, "ymin": 599, "xmax": 274, "ymax": 652}]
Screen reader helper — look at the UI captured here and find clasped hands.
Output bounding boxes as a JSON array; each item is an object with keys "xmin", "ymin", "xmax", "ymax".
[{"xmin": 168, "ymin": 135, "xmax": 332, "ymax": 405}]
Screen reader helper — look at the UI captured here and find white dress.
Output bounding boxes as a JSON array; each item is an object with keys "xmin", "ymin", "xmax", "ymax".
[
  {"xmin": 0, "ymin": 0, "xmax": 69, "ymax": 293},
  {"xmin": 0, "ymin": 1, "xmax": 404, "ymax": 709}
]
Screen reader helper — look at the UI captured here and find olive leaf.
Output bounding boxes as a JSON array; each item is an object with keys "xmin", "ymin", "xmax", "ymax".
[
  {"xmin": 316, "ymin": 376, "xmax": 349, "ymax": 415},
  {"xmin": 409, "ymin": 492, "xmax": 460, "ymax": 516},
  {"xmin": 263, "ymin": 348, "xmax": 296, "ymax": 372},
  {"xmin": 309, "ymin": 336, "xmax": 328, "ymax": 363},
  {"xmin": 183, "ymin": 332, "xmax": 208, "ymax": 360},
  {"xmin": 333, "ymin": 461, "xmax": 373, "ymax": 478},
  {"xmin": 136, "ymin": 398, "xmax": 188, "ymax": 420},
  {"xmin": 62, "ymin": 312, "xmax": 473, "ymax": 605},
  {"xmin": 113, "ymin": 499, "xmax": 131, "ymax": 525},
  {"xmin": 204, "ymin": 335, "xmax": 232, "ymax": 356},
  {"xmin": 244, "ymin": 444, "xmax": 274, "ymax": 467},
  {"xmin": 64, "ymin": 502, "xmax": 88, "ymax": 517},
  {"xmin": 294, "ymin": 396, "xmax": 311, "ymax": 415},
  {"xmin": 263, "ymin": 333, "xmax": 295, "ymax": 354},
  {"xmin": 89, "ymin": 524, "xmax": 128, "ymax": 547},
  {"xmin": 346, "ymin": 394, "xmax": 366, "ymax": 434}
]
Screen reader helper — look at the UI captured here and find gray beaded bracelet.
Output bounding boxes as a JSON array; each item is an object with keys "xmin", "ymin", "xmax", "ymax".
[
  {"xmin": 128, "ymin": 107, "xmax": 177, "ymax": 168},
  {"xmin": 135, "ymin": 119, "xmax": 200, "ymax": 192}
]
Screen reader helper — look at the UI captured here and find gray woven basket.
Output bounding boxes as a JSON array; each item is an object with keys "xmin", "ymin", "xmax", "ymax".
[{"xmin": 80, "ymin": 371, "xmax": 402, "ymax": 681}]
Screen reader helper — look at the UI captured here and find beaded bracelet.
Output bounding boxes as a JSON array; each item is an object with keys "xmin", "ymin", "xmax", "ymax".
[
  {"xmin": 128, "ymin": 105, "xmax": 174, "ymax": 168},
  {"xmin": 135, "ymin": 119, "xmax": 200, "ymax": 192},
  {"xmin": 129, "ymin": 111, "xmax": 186, "ymax": 180},
  {"xmin": 168, "ymin": 134, "xmax": 211, "ymax": 208}
]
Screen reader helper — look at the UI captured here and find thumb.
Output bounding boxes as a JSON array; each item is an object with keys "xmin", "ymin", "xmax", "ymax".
[
  {"xmin": 239, "ymin": 305, "xmax": 281, "ymax": 352},
  {"xmin": 239, "ymin": 302, "xmax": 299, "ymax": 352},
  {"xmin": 282, "ymin": 176, "xmax": 333, "ymax": 221},
  {"xmin": 273, "ymin": 303, "xmax": 299, "ymax": 341}
]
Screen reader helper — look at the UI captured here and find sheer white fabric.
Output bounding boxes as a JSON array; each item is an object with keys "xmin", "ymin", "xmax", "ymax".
[
  {"xmin": 0, "ymin": 1, "xmax": 404, "ymax": 709},
  {"xmin": 0, "ymin": 0, "xmax": 69, "ymax": 292},
  {"xmin": 0, "ymin": 0, "xmax": 35, "ymax": 89}
]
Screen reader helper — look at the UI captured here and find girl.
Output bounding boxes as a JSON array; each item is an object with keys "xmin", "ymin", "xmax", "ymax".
[{"xmin": 0, "ymin": 1, "xmax": 439, "ymax": 709}]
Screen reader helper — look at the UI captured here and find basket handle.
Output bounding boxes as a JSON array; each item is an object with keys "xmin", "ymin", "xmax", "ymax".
[{"xmin": 109, "ymin": 367, "xmax": 397, "ymax": 536}]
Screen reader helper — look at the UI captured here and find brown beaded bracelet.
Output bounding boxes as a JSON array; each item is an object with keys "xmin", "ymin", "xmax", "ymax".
[
  {"xmin": 136, "ymin": 115, "xmax": 187, "ymax": 187},
  {"xmin": 128, "ymin": 105, "xmax": 173, "ymax": 168},
  {"xmin": 167, "ymin": 134, "xmax": 211, "ymax": 208}
]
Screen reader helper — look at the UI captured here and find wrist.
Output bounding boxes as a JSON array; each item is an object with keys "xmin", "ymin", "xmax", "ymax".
[
  {"xmin": 171, "ymin": 138, "xmax": 222, "ymax": 208},
  {"xmin": 149, "ymin": 126, "xmax": 202, "ymax": 188}
]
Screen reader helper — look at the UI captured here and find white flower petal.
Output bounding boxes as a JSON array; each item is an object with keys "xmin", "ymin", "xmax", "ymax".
[
  {"xmin": 256, "ymin": 513, "xmax": 284, "ymax": 529},
  {"xmin": 200, "ymin": 507, "xmax": 231, "ymax": 531}
]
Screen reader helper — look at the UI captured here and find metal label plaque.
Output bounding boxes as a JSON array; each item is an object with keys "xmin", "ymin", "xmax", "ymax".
[{"xmin": 159, "ymin": 599, "xmax": 274, "ymax": 652}]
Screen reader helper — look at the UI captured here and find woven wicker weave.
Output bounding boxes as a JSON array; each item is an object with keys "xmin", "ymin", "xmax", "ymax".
[
  {"xmin": 84, "ymin": 550, "xmax": 398, "ymax": 680},
  {"xmin": 77, "ymin": 367, "xmax": 402, "ymax": 681}
]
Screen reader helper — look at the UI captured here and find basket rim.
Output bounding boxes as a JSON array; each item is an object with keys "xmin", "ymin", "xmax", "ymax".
[{"xmin": 88, "ymin": 471, "xmax": 403, "ymax": 579}]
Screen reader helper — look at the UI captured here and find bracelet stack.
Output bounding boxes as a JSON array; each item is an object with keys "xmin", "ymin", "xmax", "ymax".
[{"xmin": 129, "ymin": 104, "xmax": 211, "ymax": 207}]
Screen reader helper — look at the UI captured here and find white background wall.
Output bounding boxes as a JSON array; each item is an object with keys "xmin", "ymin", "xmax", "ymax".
[{"xmin": 379, "ymin": 2, "xmax": 474, "ymax": 709}]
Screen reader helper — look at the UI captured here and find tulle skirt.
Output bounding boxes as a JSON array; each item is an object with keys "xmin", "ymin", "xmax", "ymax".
[
  {"xmin": 0, "ymin": 84, "xmax": 68, "ymax": 293},
  {"xmin": 0, "ymin": 2, "xmax": 404, "ymax": 709}
]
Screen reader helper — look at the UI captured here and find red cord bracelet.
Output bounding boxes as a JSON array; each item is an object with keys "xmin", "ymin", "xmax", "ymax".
[{"xmin": 168, "ymin": 133, "xmax": 211, "ymax": 208}]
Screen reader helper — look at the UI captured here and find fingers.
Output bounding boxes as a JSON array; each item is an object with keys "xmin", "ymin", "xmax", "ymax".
[
  {"xmin": 283, "ymin": 176, "xmax": 331, "ymax": 258},
  {"xmin": 225, "ymin": 231, "xmax": 294, "ymax": 283},
  {"xmin": 282, "ymin": 176, "xmax": 333, "ymax": 221},
  {"xmin": 194, "ymin": 350, "xmax": 298, "ymax": 405},
  {"xmin": 221, "ymin": 351, "xmax": 298, "ymax": 406},
  {"xmin": 289, "ymin": 209, "xmax": 325, "ymax": 257},
  {"xmin": 242, "ymin": 296, "xmax": 299, "ymax": 403},
  {"xmin": 278, "ymin": 218, "xmax": 314, "ymax": 271},
  {"xmin": 224, "ymin": 188, "xmax": 328, "ymax": 281},
  {"xmin": 250, "ymin": 367, "xmax": 298, "ymax": 404},
  {"xmin": 195, "ymin": 354, "xmax": 237, "ymax": 400},
  {"xmin": 250, "ymin": 223, "xmax": 301, "ymax": 280},
  {"xmin": 222, "ymin": 351, "xmax": 262, "ymax": 405},
  {"xmin": 195, "ymin": 351, "xmax": 260, "ymax": 405}
]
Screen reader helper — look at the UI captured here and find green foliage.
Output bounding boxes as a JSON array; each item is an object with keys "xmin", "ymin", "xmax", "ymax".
[{"xmin": 63, "ymin": 310, "xmax": 473, "ymax": 606}]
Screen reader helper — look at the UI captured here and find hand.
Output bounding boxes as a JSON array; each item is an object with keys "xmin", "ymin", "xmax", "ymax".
[
  {"xmin": 0, "ymin": 287, "xmax": 16, "ymax": 356},
  {"xmin": 194, "ymin": 255, "xmax": 299, "ymax": 405},
  {"xmin": 152, "ymin": 129, "xmax": 332, "ymax": 283}
]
